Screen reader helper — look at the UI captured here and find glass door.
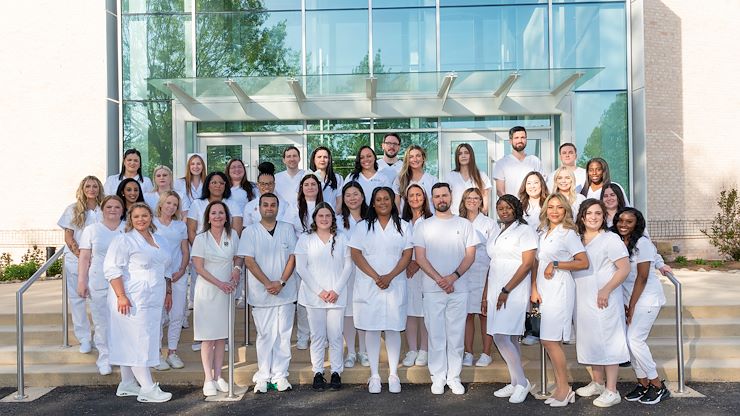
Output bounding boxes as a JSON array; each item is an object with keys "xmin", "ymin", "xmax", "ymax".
[
  {"xmin": 248, "ymin": 136, "xmax": 305, "ymax": 181},
  {"xmin": 198, "ymin": 134, "xmax": 305, "ymax": 181}
]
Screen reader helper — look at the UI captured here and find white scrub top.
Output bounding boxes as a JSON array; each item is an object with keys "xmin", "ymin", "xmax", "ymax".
[
  {"xmin": 349, "ymin": 219, "xmax": 413, "ymax": 331},
  {"xmin": 492, "ymin": 154, "xmax": 543, "ymax": 197},
  {"xmin": 445, "ymin": 170, "xmax": 492, "ymax": 215},
  {"xmin": 153, "ymin": 218, "xmax": 188, "ymax": 270},
  {"xmin": 336, "ymin": 213, "xmax": 362, "ymax": 316},
  {"xmin": 377, "ymin": 159, "xmax": 402, "ymax": 177},
  {"xmin": 173, "ymin": 177, "xmax": 203, "ymax": 213},
  {"xmin": 143, "ymin": 191, "xmax": 161, "ymax": 209},
  {"xmin": 242, "ymin": 196, "xmax": 295, "ymax": 228},
  {"xmin": 466, "ymin": 213, "xmax": 499, "ymax": 313},
  {"xmin": 392, "ymin": 172, "xmax": 438, "ymax": 212},
  {"xmin": 274, "ymin": 169, "xmax": 306, "ymax": 206},
  {"xmin": 344, "ymin": 171, "xmax": 392, "ymax": 205},
  {"xmin": 311, "ymin": 171, "xmax": 344, "ymax": 209},
  {"xmin": 295, "ymin": 232, "xmax": 352, "ymax": 309},
  {"xmin": 79, "ymin": 221, "xmax": 126, "ymax": 290},
  {"xmin": 104, "ymin": 174, "xmax": 153, "ymax": 196},
  {"xmin": 58, "ymin": 204, "xmax": 102, "ymax": 266},
  {"xmin": 622, "ymin": 236, "xmax": 666, "ymax": 308},
  {"xmin": 187, "ymin": 198, "xmax": 241, "ymax": 234},
  {"xmin": 230, "ymin": 183, "xmax": 259, "ymax": 215},
  {"xmin": 522, "ymin": 200, "xmax": 542, "ymax": 232}
]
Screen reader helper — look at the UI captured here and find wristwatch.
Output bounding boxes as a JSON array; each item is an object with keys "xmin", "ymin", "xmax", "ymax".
[
  {"xmin": 501, "ymin": 287, "xmax": 510, "ymax": 295},
  {"xmin": 280, "ymin": 280, "xmax": 286, "ymax": 287},
  {"xmin": 553, "ymin": 260, "xmax": 559, "ymax": 269}
]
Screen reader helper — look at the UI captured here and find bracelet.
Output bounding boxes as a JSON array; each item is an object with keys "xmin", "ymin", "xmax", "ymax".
[
  {"xmin": 452, "ymin": 270, "xmax": 461, "ymax": 279},
  {"xmin": 500, "ymin": 287, "xmax": 510, "ymax": 295},
  {"xmin": 233, "ymin": 266, "xmax": 241, "ymax": 271}
]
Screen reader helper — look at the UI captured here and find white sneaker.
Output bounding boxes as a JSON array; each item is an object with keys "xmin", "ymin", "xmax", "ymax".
[
  {"xmin": 521, "ymin": 335, "xmax": 539, "ymax": 345},
  {"xmin": 447, "ymin": 380, "xmax": 465, "ymax": 395},
  {"xmin": 116, "ymin": 381, "xmax": 140, "ymax": 397},
  {"xmin": 576, "ymin": 381, "xmax": 605, "ymax": 397},
  {"xmin": 202, "ymin": 380, "xmax": 218, "ymax": 397},
  {"xmin": 462, "ymin": 352, "xmax": 474, "ymax": 367},
  {"xmin": 253, "ymin": 380, "xmax": 268, "ymax": 394},
  {"xmin": 402, "ymin": 350, "xmax": 418, "ymax": 367},
  {"xmin": 98, "ymin": 364, "xmax": 112, "ymax": 376},
  {"xmin": 593, "ymin": 389, "xmax": 621, "ymax": 407},
  {"xmin": 415, "ymin": 350, "xmax": 428, "ymax": 366},
  {"xmin": 166, "ymin": 353, "xmax": 185, "ymax": 369},
  {"xmin": 358, "ymin": 352, "xmax": 370, "ymax": 367},
  {"xmin": 494, "ymin": 384, "xmax": 515, "ymax": 398},
  {"xmin": 368, "ymin": 375, "xmax": 381, "ymax": 394},
  {"xmin": 236, "ymin": 297, "xmax": 246, "ymax": 309},
  {"xmin": 431, "ymin": 380, "xmax": 445, "ymax": 395},
  {"xmin": 388, "ymin": 375, "xmax": 401, "ymax": 394},
  {"xmin": 191, "ymin": 342, "xmax": 202, "ymax": 351},
  {"xmin": 475, "ymin": 353, "xmax": 492, "ymax": 367},
  {"xmin": 79, "ymin": 340, "xmax": 92, "ymax": 354},
  {"xmin": 137, "ymin": 383, "xmax": 172, "ymax": 403},
  {"xmin": 296, "ymin": 339, "xmax": 309, "ymax": 350},
  {"xmin": 216, "ymin": 377, "xmax": 229, "ymax": 393},
  {"xmin": 275, "ymin": 378, "xmax": 292, "ymax": 392},
  {"xmin": 509, "ymin": 380, "xmax": 531, "ymax": 404},
  {"xmin": 344, "ymin": 352, "xmax": 357, "ymax": 368},
  {"xmin": 154, "ymin": 358, "xmax": 170, "ymax": 371}
]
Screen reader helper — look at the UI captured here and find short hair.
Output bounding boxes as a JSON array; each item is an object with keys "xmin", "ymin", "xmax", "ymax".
[
  {"xmin": 259, "ymin": 192, "xmax": 279, "ymax": 208},
  {"xmin": 124, "ymin": 202, "xmax": 156, "ymax": 233},
  {"xmin": 509, "ymin": 126, "xmax": 527, "ymax": 140},
  {"xmin": 282, "ymin": 146, "xmax": 300, "ymax": 158},
  {"xmin": 383, "ymin": 133, "xmax": 401, "ymax": 145},
  {"xmin": 559, "ymin": 142, "xmax": 577, "ymax": 153},
  {"xmin": 155, "ymin": 190, "xmax": 182, "ymax": 221},
  {"xmin": 431, "ymin": 182, "xmax": 451, "ymax": 194}
]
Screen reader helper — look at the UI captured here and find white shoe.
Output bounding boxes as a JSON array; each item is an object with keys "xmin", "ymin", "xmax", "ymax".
[
  {"xmin": 275, "ymin": 378, "xmax": 292, "ymax": 392},
  {"xmin": 494, "ymin": 384, "xmax": 515, "ymax": 398},
  {"xmin": 462, "ymin": 352, "xmax": 474, "ymax": 367},
  {"xmin": 181, "ymin": 318, "xmax": 190, "ymax": 329},
  {"xmin": 116, "ymin": 381, "xmax": 140, "ymax": 397},
  {"xmin": 368, "ymin": 375, "xmax": 381, "ymax": 394},
  {"xmin": 154, "ymin": 358, "xmax": 170, "ymax": 371},
  {"xmin": 296, "ymin": 339, "xmax": 309, "ymax": 350},
  {"xmin": 98, "ymin": 364, "xmax": 112, "ymax": 376},
  {"xmin": 402, "ymin": 350, "xmax": 418, "ymax": 367},
  {"xmin": 191, "ymin": 342, "xmax": 202, "ymax": 352},
  {"xmin": 166, "ymin": 353, "xmax": 185, "ymax": 369},
  {"xmin": 358, "ymin": 352, "xmax": 370, "ymax": 367},
  {"xmin": 79, "ymin": 340, "xmax": 92, "ymax": 354},
  {"xmin": 389, "ymin": 375, "xmax": 401, "ymax": 393},
  {"xmin": 253, "ymin": 380, "xmax": 268, "ymax": 394},
  {"xmin": 549, "ymin": 390, "xmax": 575, "ymax": 407},
  {"xmin": 415, "ymin": 350, "xmax": 428, "ymax": 366},
  {"xmin": 475, "ymin": 353, "xmax": 492, "ymax": 367},
  {"xmin": 216, "ymin": 377, "xmax": 229, "ymax": 393},
  {"xmin": 509, "ymin": 380, "xmax": 531, "ymax": 404},
  {"xmin": 344, "ymin": 352, "xmax": 357, "ymax": 368},
  {"xmin": 236, "ymin": 297, "xmax": 246, "ymax": 309},
  {"xmin": 202, "ymin": 380, "xmax": 218, "ymax": 397},
  {"xmin": 137, "ymin": 383, "xmax": 172, "ymax": 403},
  {"xmin": 576, "ymin": 381, "xmax": 605, "ymax": 397},
  {"xmin": 447, "ymin": 380, "xmax": 465, "ymax": 395},
  {"xmin": 225, "ymin": 344, "xmax": 229, "ymax": 352},
  {"xmin": 593, "ymin": 389, "xmax": 621, "ymax": 407},
  {"xmin": 521, "ymin": 335, "xmax": 539, "ymax": 346},
  {"xmin": 431, "ymin": 380, "xmax": 445, "ymax": 395}
]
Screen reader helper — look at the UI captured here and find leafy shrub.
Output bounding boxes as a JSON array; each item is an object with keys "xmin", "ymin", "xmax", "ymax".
[
  {"xmin": 0, "ymin": 262, "xmax": 39, "ymax": 281},
  {"xmin": 709, "ymin": 260, "xmax": 725, "ymax": 268},
  {"xmin": 675, "ymin": 256, "xmax": 688, "ymax": 266},
  {"xmin": 702, "ymin": 188, "xmax": 740, "ymax": 261},
  {"xmin": 693, "ymin": 258, "xmax": 707, "ymax": 265},
  {"xmin": 47, "ymin": 259, "xmax": 63, "ymax": 276},
  {"xmin": 21, "ymin": 245, "xmax": 45, "ymax": 265},
  {"xmin": 0, "ymin": 253, "xmax": 11, "ymax": 270}
]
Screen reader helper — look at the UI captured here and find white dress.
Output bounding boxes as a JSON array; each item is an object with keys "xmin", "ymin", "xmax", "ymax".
[
  {"xmin": 445, "ymin": 170, "xmax": 492, "ymax": 216},
  {"xmin": 337, "ymin": 214, "xmax": 362, "ymax": 316},
  {"xmin": 406, "ymin": 217, "xmax": 426, "ymax": 317},
  {"xmin": 191, "ymin": 229, "xmax": 240, "ymax": 340},
  {"xmin": 104, "ymin": 174, "xmax": 153, "ymax": 196},
  {"xmin": 466, "ymin": 213, "xmax": 499, "ymax": 314},
  {"xmin": 295, "ymin": 233, "xmax": 352, "ymax": 309},
  {"xmin": 486, "ymin": 221, "xmax": 539, "ymax": 336},
  {"xmin": 572, "ymin": 231, "xmax": 630, "ymax": 364},
  {"xmin": 349, "ymin": 219, "xmax": 413, "ymax": 331},
  {"xmin": 344, "ymin": 171, "xmax": 391, "ymax": 205},
  {"xmin": 104, "ymin": 231, "xmax": 173, "ymax": 367},
  {"xmin": 535, "ymin": 224, "xmax": 585, "ymax": 342}
]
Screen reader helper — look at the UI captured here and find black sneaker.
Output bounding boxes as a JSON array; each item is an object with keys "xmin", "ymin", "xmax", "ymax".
[
  {"xmin": 639, "ymin": 381, "xmax": 670, "ymax": 405},
  {"xmin": 313, "ymin": 372, "xmax": 326, "ymax": 390},
  {"xmin": 329, "ymin": 372, "xmax": 342, "ymax": 390},
  {"xmin": 624, "ymin": 383, "xmax": 648, "ymax": 401},
  {"xmin": 619, "ymin": 361, "xmax": 632, "ymax": 367}
]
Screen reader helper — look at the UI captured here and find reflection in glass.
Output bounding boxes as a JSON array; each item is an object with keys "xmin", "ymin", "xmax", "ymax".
[
  {"xmin": 196, "ymin": 0, "xmax": 301, "ymax": 11},
  {"xmin": 441, "ymin": 116, "xmax": 550, "ymax": 129},
  {"xmin": 372, "ymin": 7, "xmax": 436, "ymax": 73},
  {"xmin": 259, "ymin": 144, "xmax": 288, "ymax": 172},
  {"xmin": 306, "ymin": 9, "xmax": 369, "ymax": 75},
  {"xmin": 123, "ymin": 101, "xmax": 174, "ymax": 175},
  {"xmin": 306, "ymin": 119, "xmax": 372, "ymax": 131},
  {"xmin": 206, "ymin": 145, "xmax": 243, "ymax": 174},
  {"xmin": 198, "ymin": 120, "xmax": 304, "ymax": 133}
]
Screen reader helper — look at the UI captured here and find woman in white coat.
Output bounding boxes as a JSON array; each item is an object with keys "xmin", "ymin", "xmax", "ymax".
[
  {"xmin": 191, "ymin": 201, "xmax": 241, "ymax": 396},
  {"xmin": 58, "ymin": 175, "xmax": 103, "ymax": 354},
  {"xmin": 295, "ymin": 202, "xmax": 353, "ymax": 390},
  {"xmin": 104, "ymin": 148, "xmax": 154, "ymax": 196},
  {"xmin": 174, "ymin": 153, "xmax": 206, "ymax": 217},
  {"xmin": 482, "ymin": 194, "xmax": 538, "ymax": 404},
  {"xmin": 104, "ymin": 202, "xmax": 173, "ymax": 403},
  {"xmin": 400, "ymin": 184, "xmax": 432, "ymax": 367},
  {"xmin": 393, "ymin": 145, "xmax": 438, "ymax": 212},
  {"xmin": 518, "ymin": 171, "xmax": 549, "ymax": 233},
  {"xmin": 144, "ymin": 165, "xmax": 175, "ymax": 209},
  {"xmin": 553, "ymin": 166, "xmax": 586, "ymax": 219},
  {"xmin": 531, "ymin": 193, "xmax": 589, "ymax": 407},
  {"xmin": 572, "ymin": 199, "xmax": 630, "ymax": 407},
  {"xmin": 309, "ymin": 146, "xmax": 344, "ymax": 210},
  {"xmin": 446, "ymin": 143, "xmax": 492, "ymax": 215},
  {"xmin": 344, "ymin": 146, "xmax": 390, "ymax": 205},
  {"xmin": 459, "ymin": 188, "xmax": 499, "ymax": 368},
  {"xmin": 349, "ymin": 187, "xmax": 413, "ymax": 394},
  {"xmin": 77, "ymin": 195, "xmax": 125, "ymax": 375}
]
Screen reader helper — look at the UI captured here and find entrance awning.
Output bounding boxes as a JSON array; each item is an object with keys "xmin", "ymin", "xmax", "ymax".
[{"xmin": 149, "ymin": 68, "xmax": 602, "ymax": 121}]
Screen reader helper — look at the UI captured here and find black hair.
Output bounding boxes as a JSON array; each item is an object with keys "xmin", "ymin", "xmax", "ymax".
[
  {"xmin": 518, "ymin": 171, "xmax": 549, "ymax": 216},
  {"xmin": 201, "ymin": 200, "xmax": 232, "ymax": 235},
  {"xmin": 601, "ymin": 182, "xmax": 627, "ymax": 210},
  {"xmin": 610, "ymin": 207, "xmax": 646, "ymax": 258},
  {"xmin": 431, "ymin": 182, "xmax": 451, "ymax": 193},
  {"xmin": 365, "ymin": 187, "xmax": 403, "ymax": 235},
  {"xmin": 496, "ymin": 194, "xmax": 527, "ymax": 225},
  {"xmin": 580, "ymin": 157, "xmax": 612, "ymax": 198},
  {"xmin": 349, "ymin": 145, "xmax": 379, "ymax": 181},
  {"xmin": 200, "ymin": 171, "xmax": 232, "ymax": 200},
  {"xmin": 225, "ymin": 158, "xmax": 256, "ymax": 202},
  {"xmin": 116, "ymin": 177, "xmax": 145, "ymax": 219},
  {"xmin": 383, "ymin": 133, "xmax": 401, "ymax": 146},
  {"xmin": 298, "ymin": 174, "xmax": 324, "ymax": 232},
  {"xmin": 340, "ymin": 181, "xmax": 368, "ymax": 230},
  {"xmin": 401, "ymin": 184, "xmax": 432, "ymax": 222},
  {"xmin": 309, "ymin": 146, "xmax": 339, "ymax": 191},
  {"xmin": 508, "ymin": 126, "xmax": 527, "ymax": 140},
  {"xmin": 309, "ymin": 201, "xmax": 338, "ymax": 255},
  {"xmin": 118, "ymin": 148, "xmax": 145, "ymax": 182},
  {"xmin": 282, "ymin": 146, "xmax": 300, "ymax": 158},
  {"xmin": 575, "ymin": 198, "xmax": 608, "ymax": 239},
  {"xmin": 258, "ymin": 162, "xmax": 276, "ymax": 177},
  {"xmin": 258, "ymin": 192, "xmax": 279, "ymax": 208}
]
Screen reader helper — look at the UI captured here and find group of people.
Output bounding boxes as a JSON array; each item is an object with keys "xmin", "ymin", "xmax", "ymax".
[{"xmin": 58, "ymin": 127, "xmax": 670, "ymax": 406}]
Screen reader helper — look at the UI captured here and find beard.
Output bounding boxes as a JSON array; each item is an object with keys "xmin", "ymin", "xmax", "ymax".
[
  {"xmin": 384, "ymin": 149, "xmax": 398, "ymax": 158},
  {"xmin": 435, "ymin": 203, "xmax": 450, "ymax": 212},
  {"xmin": 512, "ymin": 142, "xmax": 526, "ymax": 152}
]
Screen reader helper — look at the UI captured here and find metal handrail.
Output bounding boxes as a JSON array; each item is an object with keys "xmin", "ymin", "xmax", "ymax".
[
  {"xmin": 15, "ymin": 247, "xmax": 65, "ymax": 400},
  {"xmin": 665, "ymin": 271, "xmax": 685, "ymax": 393}
]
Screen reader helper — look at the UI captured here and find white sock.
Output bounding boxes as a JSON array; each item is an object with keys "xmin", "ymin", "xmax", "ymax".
[
  {"xmin": 131, "ymin": 366, "xmax": 155, "ymax": 390},
  {"xmin": 493, "ymin": 334, "xmax": 526, "ymax": 386}
]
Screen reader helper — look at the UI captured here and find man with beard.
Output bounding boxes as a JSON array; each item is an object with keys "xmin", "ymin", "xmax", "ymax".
[
  {"xmin": 413, "ymin": 183, "xmax": 477, "ymax": 395},
  {"xmin": 493, "ymin": 126, "xmax": 543, "ymax": 197},
  {"xmin": 377, "ymin": 133, "xmax": 403, "ymax": 178}
]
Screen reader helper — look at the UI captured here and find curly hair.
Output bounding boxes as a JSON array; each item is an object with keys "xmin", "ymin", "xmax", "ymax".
[
  {"xmin": 496, "ymin": 194, "xmax": 527, "ymax": 225},
  {"xmin": 71, "ymin": 176, "xmax": 104, "ymax": 229},
  {"xmin": 124, "ymin": 202, "xmax": 157, "ymax": 233},
  {"xmin": 610, "ymin": 207, "xmax": 646, "ymax": 258},
  {"xmin": 309, "ymin": 202, "xmax": 338, "ymax": 255},
  {"xmin": 538, "ymin": 193, "xmax": 576, "ymax": 232}
]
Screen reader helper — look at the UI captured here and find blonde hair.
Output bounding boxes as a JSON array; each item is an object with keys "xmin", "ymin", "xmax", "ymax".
[
  {"xmin": 458, "ymin": 188, "xmax": 483, "ymax": 218},
  {"xmin": 72, "ymin": 176, "xmax": 104, "ymax": 228},
  {"xmin": 151, "ymin": 165, "xmax": 173, "ymax": 193},
  {"xmin": 538, "ymin": 193, "xmax": 576, "ymax": 232},
  {"xmin": 124, "ymin": 202, "xmax": 157, "ymax": 233},
  {"xmin": 398, "ymin": 145, "xmax": 426, "ymax": 200},
  {"xmin": 552, "ymin": 166, "xmax": 578, "ymax": 205},
  {"xmin": 155, "ymin": 190, "xmax": 182, "ymax": 221}
]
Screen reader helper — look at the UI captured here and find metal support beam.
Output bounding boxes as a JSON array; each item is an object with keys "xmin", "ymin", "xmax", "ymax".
[
  {"xmin": 550, "ymin": 72, "xmax": 584, "ymax": 102},
  {"xmin": 287, "ymin": 78, "xmax": 306, "ymax": 101},
  {"xmin": 437, "ymin": 73, "xmax": 457, "ymax": 108},
  {"xmin": 366, "ymin": 76, "xmax": 377, "ymax": 100},
  {"xmin": 225, "ymin": 79, "xmax": 251, "ymax": 113},
  {"xmin": 165, "ymin": 82, "xmax": 197, "ymax": 114},
  {"xmin": 492, "ymin": 72, "xmax": 519, "ymax": 109}
]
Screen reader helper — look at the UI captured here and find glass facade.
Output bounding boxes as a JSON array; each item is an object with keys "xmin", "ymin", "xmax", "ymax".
[{"xmin": 122, "ymin": 0, "xmax": 630, "ymax": 190}]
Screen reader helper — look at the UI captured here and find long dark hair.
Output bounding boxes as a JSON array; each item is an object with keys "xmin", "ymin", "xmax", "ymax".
[
  {"xmin": 401, "ymin": 184, "xmax": 433, "ymax": 222},
  {"xmin": 518, "ymin": 171, "xmax": 549, "ymax": 216},
  {"xmin": 298, "ymin": 174, "xmax": 324, "ymax": 232},
  {"xmin": 309, "ymin": 146, "xmax": 339, "ymax": 191},
  {"xmin": 309, "ymin": 202, "xmax": 338, "ymax": 255},
  {"xmin": 201, "ymin": 200, "xmax": 232, "ymax": 235},
  {"xmin": 602, "ymin": 182, "xmax": 626, "ymax": 210},
  {"xmin": 116, "ymin": 178, "xmax": 145, "ymax": 219},
  {"xmin": 581, "ymin": 158, "xmax": 612, "ymax": 198},
  {"xmin": 575, "ymin": 198, "xmax": 608, "ymax": 239},
  {"xmin": 349, "ymin": 145, "xmax": 379, "ymax": 181},
  {"xmin": 225, "ymin": 158, "xmax": 256, "ymax": 202},
  {"xmin": 200, "ymin": 171, "xmax": 232, "ymax": 200},
  {"xmin": 453, "ymin": 143, "xmax": 484, "ymax": 191},
  {"xmin": 496, "ymin": 194, "xmax": 527, "ymax": 226},
  {"xmin": 610, "ymin": 207, "xmax": 646, "ymax": 257},
  {"xmin": 365, "ymin": 187, "xmax": 403, "ymax": 234},
  {"xmin": 340, "ymin": 181, "xmax": 368, "ymax": 230},
  {"xmin": 118, "ymin": 148, "xmax": 145, "ymax": 182}
]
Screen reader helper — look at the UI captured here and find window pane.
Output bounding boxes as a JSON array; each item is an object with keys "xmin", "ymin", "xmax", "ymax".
[
  {"xmin": 440, "ymin": 116, "xmax": 550, "ymax": 129},
  {"xmin": 552, "ymin": 3, "xmax": 627, "ymax": 90},
  {"xmin": 258, "ymin": 144, "xmax": 287, "ymax": 172},
  {"xmin": 374, "ymin": 118, "xmax": 438, "ymax": 130},
  {"xmin": 123, "ymin": 0, "xmax": 187, "ymax": 13},
  {"xmin": 372, "ymin": 7, "xmax": 436, "ymax": 73},
  {"xmin": 441, "ymin": 1, "xmax": 547, "ymax": 5},
  {"xmin": 440, "ymin": 5, "xmax": 548, "ymax": 71},
  {"xmin": 306, "ymin": 0, "xmax": 367, "ymax": 10},
  {"xmin": 123, "ymin": 101, "xmax": 174, "ymax": 176},
  {"xmin": 449, "ymin": 140, "xmax": 489, "ymax": 176},
  {"xmin": 197, "ymin": 120, "xmax": 303, "ymax": 132},
  {"xmin": 206, "ymin": 145, "xmax": 243, "ymax": 174},
  {"xmin": 196, "ymin": 11, "xmax": 301, "ymax": 77},
  {"xmin": 306, "ymin": 9, "xmax": 369, "ymax": 74},
  {"xmin": 197, "ymin": 0, "xmax": 301, "ymax": 11},
  {"xmin": 373, "ymin": 132, "xmax": 439, "ymax": 177},
  {"xmin": 306, "ymin": 119, "xmax": 372, "ymax": 131},
  {"xmin": 374, "ymin": 0, "xmax": 435, "ymax": 8},
  {"xmin": 307, "ymin": 133, "xmax": 371, "ymax": 178}
]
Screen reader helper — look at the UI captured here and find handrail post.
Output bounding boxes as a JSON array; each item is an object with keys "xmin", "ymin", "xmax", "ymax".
[
  {"xmin": 668, "ymin": 272, "xmax": 685, "ymax": 393},
  {"xmin": 539, "ymin": 343, "xmax": 548, "ymax": 395},
  {"xmin": 62, "ymin": 258, "xmax": 69, "ymax": 348},
  {"xmin": 228, "ymin": 291, "xmax": 236, "ymax": 398},
  {"xmin": 15, "ymin": 292, "xmax": 26, "ymax": 400}
]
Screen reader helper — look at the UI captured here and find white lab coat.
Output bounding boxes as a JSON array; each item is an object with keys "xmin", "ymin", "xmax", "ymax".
[
  {"xmin": 187, "ymin": 198, "xmax": 241, "ymax": 234},
  {"xmin": 295, "ymin": 233, "xmax": 352, "ymax": 309}
]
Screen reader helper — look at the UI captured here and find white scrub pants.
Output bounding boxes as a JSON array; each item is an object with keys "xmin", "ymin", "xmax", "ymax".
[
  {"xmin": 162, "ymin": 276, "xmax": 188, "ymax": 350},
  {"xmin": 306, "ymin": 307, "xmax": 344, "ymax": 374},
  {"xmin": 296, "ymin": 304, "xmax": 310, "ymax": 343},
  {"xmin": 627, "ymin": 305, "xmax": 660, "ymax": 379},
  {"xmin": 423, "ymin": 291, "xmax": 468, "ymax": 384},
  {"xmin": 89, "ymin": 287, "xmax": 109, "ymax": 368},
  {"xmin": 65, "ymin": 260, "xmax": 91, "ymax": 344},
  {"xmin": 252, "ymin": 304, "xmax": 295, "ymax": 383}
]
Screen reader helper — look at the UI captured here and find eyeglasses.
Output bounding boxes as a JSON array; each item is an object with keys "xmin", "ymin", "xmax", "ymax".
[{"xmin": 383, "ymin": 141, "xmax": 400, "ymax": 146}]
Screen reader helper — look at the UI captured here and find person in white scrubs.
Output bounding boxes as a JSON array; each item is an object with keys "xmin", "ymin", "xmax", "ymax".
[
  {"xmin": 104, "ymin": 202, "xmax": 174, "ymax": 403},
  {"xmin": 400, "ymin": 184, "xmax": 432, "ymax": 368},
  {"xmin": 413, "ymin": 183, "xmax": 477, "ymax": 395},
  {"xmin": 349, "ymin": 187, "xmax": 413, "ymax": 394},
  {"xmin": 337, "ymin": 181, "xmax": 369, "ymax": 368},
  {"xmin": 174, "ymin": 153, "xmax": 206, "ymax": 217},
  {"xmin": 295, "ymin": 203, "xmax": 353, "ymax": 391},
  {"xmin": 376, "ymin": 133, "xmax": 403, "ymax": 176},
  {"xmin": 226, "ymin": 158, "xmax": 258, "ymax": 217},
  {"xmin": 152, "ymin": 191, "xmax": 190, "ymax": 371},
  {"xmin": 613, "ymin": 208, "xmax": 670, "ymax": 405},
  {"xmin": 493, "ymin": 126, "xmax": 544, "ymax": 197},
  {"xmin": 580, "ymin": 158, "xmax": 630, "ymax": 205},
  {"xmin": 116, "ymin": 178, "xmax": 145, "ymax": 220},
  {"xmin": 104, "ymin": 148, "xmax": 154, "ymax": 196},
  {"xmin": 243, "ymin": 164, "xmax": 298, "ymax": 231},
  {"xmin": 392, "ymin": 145, "xmax": 438, "ymax": 212},
  {"xmin": 238, "ymin": 193, "xmax": 298, "ymax": 394},
  {"xmin": 274, "ymin": 146, "xmax": 305, "ymax": 204},
  {"xmin": 531, "ymin": 193, "xmax": 589, "ymax": 407},
  {"xmin": 483, "ymin": 195, "xmax": 538, "ymax": 404},
  {"xmin": 446, "ymin": 143, "xmax": 492, "ymax": 215},
  {"xmin": 309, "ymin": 146, "xmax": 344, "ymax": 210},
  {"xmin": 292, "ymin": 174, "xmax": 324, "ymax": 236},
  {"xmin": 191, "ymin": 201, "xmax": 241, "ymax": 397},
  {"xmin": 77, "ymin": 195, "xmax": 125, "ymax": 375},
  {"xmin": 345, "ymin": 146, "xmax": 391, "ymax": 205},
  {"xmin": 187, "ymin": 172, "xmax": 243, "ymax": 243},
  {"xmin": 518, "ymin": 171, "xmax": 549, "ymax": 234},
  {"xmin": 143, "ymin": 165, "xmax": 175, "ymax": 209},
  {"xmin": 58, "ymin": 175, "xmax": 103, "ymax": 354},
  {"xmin": 602, "ymin": 184, "xmax": 627, "ymax": 228},
  {"xmin": 552, "ymin": 166, "xmax": 586, "ymax": 219},
  {"xmin": 547, "ymin": 143, "xmax": 587, "ymax": 194},
  {"xmin": 458, "ymin": 188, "xmax": 499, "ymax": 368},
  {"xmin": 571, "ymin": 199, "xmax": 631, "ymax": 407}
]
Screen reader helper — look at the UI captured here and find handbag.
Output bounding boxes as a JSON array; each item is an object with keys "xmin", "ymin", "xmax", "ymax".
[{"xmin": 526, "ymin": 303, "xmax": 541, "ymax": 338}]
